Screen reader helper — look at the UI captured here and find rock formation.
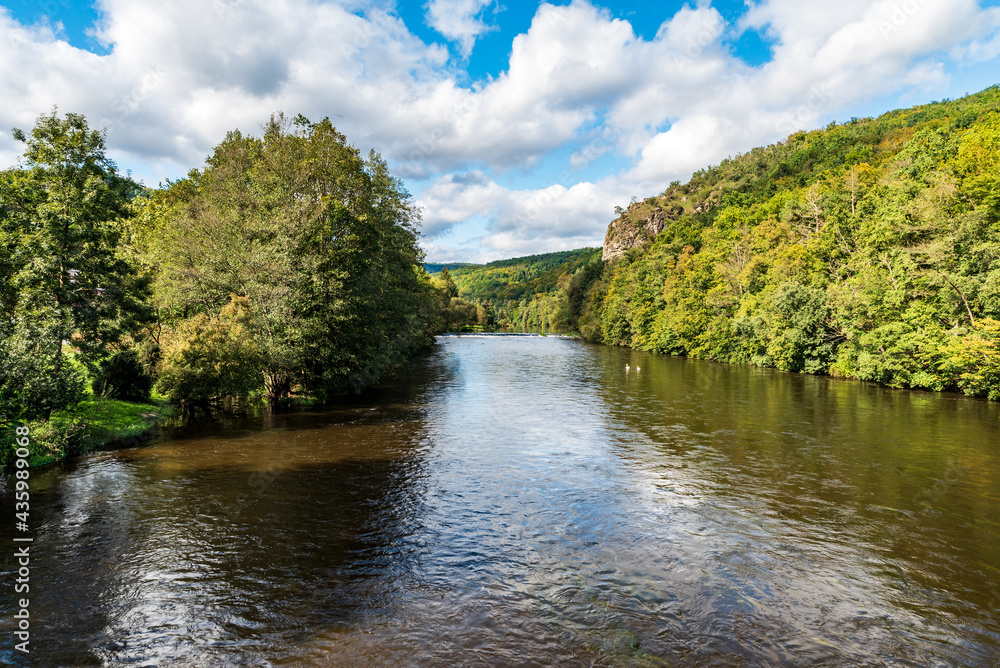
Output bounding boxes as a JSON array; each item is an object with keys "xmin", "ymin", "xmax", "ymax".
[{"xmin": 601, "ymin": 202, "xmax": 684, "ymax": 262}]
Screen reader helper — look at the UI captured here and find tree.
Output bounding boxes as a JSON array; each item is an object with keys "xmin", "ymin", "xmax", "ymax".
[
  {"xmin": 142, "ymin": 114, "xmax": 436, "ymax": 402},
  {"xmin": 439, "ymin": 267, "xmax": 459, "ymax": 298},
  {"xmin": 570, "ymin": 86, "xmax": 1000, "ymax": 400},
  {"xmin": 0, "ymin": 110, "xmax": 150, "ymax": 421},
  {"xmin": 156, "ymin": 296, "xmax": 264, "ymax": 403}
]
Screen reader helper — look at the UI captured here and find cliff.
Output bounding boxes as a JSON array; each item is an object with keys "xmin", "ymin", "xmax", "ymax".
[{"xmin": 601, "ymin": 195, "xmax": 714, "ymax": 262}]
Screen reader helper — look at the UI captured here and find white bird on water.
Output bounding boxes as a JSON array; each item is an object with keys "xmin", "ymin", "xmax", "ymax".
[
  {"xmin": 637, "ymin": 366, "xmax": 641, "ymax": 373},
  {"xmin": 625, "ymin": 364, "xmax": 630, "ymax": 372}
]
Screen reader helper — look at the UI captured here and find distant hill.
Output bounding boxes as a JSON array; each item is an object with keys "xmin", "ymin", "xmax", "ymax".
[
  {"xmin": 447, "ymin": 248, "xmax": 601, "ymax": 305},
  {"xmin": 426, "ymin": 248, "xmax": 602, "ymax": 331},
  {"xmin": 428, "ymin": 87, "xmax": 1000, "ymax": 401},
  {"xmin": 424, "ymin": 262, "xmax": 479, "ymax": 274},
  {"xmin": 578, "ymin": 84, "xmax": 1000, "ymax": 400}
]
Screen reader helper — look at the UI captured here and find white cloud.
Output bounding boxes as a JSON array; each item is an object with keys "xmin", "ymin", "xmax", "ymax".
[
  {"xmin": 955, "ymin": 6, "xmax": 1000, "ymax": 61},
  {"xmin": 414, "ymin": 170, "xmax": 508, "ymax": 237},
  {"xmin": 425, "ymin": 0, "xmax": 494, "ymax": 57},
  {"xmin": 1, "ymin": 0, "xmax": 999, "ymax": 259},
  {"xmin": 630, "ymin": 115, "xmax": 730, "ymax": 184}
]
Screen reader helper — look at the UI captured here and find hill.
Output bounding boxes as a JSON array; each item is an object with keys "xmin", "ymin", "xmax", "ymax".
[
  {"xmin": 424, "ymin": 262, "xmax": 479, "ymax": 274},
  {"xmin": 432, "ymin": 248, "xmax": 602, "ymax": 330},
  {"xmin": 525, "ymin": 85, "xmax": 1000, "ymax": 400}
]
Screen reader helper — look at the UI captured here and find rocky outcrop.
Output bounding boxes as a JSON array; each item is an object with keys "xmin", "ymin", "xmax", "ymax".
[{"xmin": 601, "ymin": 202, "xmax": 684, "ymax": 262}]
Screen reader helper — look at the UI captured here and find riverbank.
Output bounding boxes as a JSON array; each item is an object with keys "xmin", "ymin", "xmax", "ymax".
[{"xmin": 10, "ymin": 394, "xmax": 176, "ymax": 468}]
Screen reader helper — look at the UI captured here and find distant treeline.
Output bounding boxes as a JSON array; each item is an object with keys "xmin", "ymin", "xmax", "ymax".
[
  {"xmin": 424, "ymin": 262, "xmax": 478, "ymax": 274},
  {"xmin": 428, "ymin": 248, "xmax": 601, "ymax": 331}
]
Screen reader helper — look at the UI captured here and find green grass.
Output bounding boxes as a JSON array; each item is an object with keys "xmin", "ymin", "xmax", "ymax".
[
  {"xmin": 21, "ymin": 393, "xmax": 176, "ymax": 468},
  {"xmin": 74, "ymin": 395, "xmax": 174, "ymax": 446}
]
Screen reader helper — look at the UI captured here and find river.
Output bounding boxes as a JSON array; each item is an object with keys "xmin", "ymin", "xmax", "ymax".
[{"xmin": 2, "ymin": 335, "xmax": 1000, "ymax": 666}]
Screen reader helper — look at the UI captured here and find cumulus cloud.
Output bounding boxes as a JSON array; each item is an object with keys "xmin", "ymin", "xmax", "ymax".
[
  {"xmin": 414, "ymin": 170, "xmax": 508, "ymax": 237},
  {"xmin": 425, "ymin": 0, "xmax": 495, "ymax": 57},
  {"xmin": 1, "ymin": 0, "xmax": 999, "ymax": 258}
]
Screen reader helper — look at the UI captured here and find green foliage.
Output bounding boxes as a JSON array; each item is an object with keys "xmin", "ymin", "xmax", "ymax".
[
  {"xmin": 441, "ymin": 297, "xmax": 480, "ymax": 330},
  {"xmin": 1, "ymin": 110, "xmax": 152, "ymax": 426},
  {"xmin": 735, "ymin": 282, "xmax": 835, "ymax": 373},
  {"xmin": 440, "ymin": 267, "xmax": 460, "ymax": 299},
  {"xmin": 434, "ymin": 248, "xmax": 603, "ymax": 331},
  {"xmin": 424, "ymin": 262, "xmax": 478, "ymax": 274},
  {"xmin": 0, "ymin": 111, "xmax": 443, "ymax": 465},
  {"xmin": 7, "ymin": 419, "xmax": 86, "ymax": 468},
  {"xmin": 937, "ymin": 318, "xmax": 1000, "ymax": 400},
  {"xmin": 1, "ymin": 396, "xmax": 173, "ymax": 468},
  {"xmin": 139, "ymin": 114, "xmax": 437, "ymax": 400},
  {"xmin": 155, "ymin": 296, "xmax": 265, "ymax": 403},
  {"xmin": 0, "ymin": 333, "xmax": 87, "ymax": 427},
  {"xmin": 92, "ymin": 349, "xmax": 153, "ymax": 402},
  {"xmin": 445, "ymin": 249, "xmax": 601, "ymax": 305},
  {"xmin": 576, "ymin": 85, "xmax": 1000, "ymax": 400}
]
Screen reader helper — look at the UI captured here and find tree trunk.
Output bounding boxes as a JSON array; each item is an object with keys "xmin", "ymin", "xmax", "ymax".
[{"xmin": 264, "ymin": 371, "xmax": 288, "ymax": 404}]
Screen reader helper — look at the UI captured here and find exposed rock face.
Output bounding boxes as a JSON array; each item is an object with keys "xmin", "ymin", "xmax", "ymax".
[{"xmin": 601, "ymin": 203, "xmax": 683, "ymax": 262}]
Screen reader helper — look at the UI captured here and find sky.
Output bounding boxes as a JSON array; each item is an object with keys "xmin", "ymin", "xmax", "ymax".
[{"xmin": 1, "ymin": 1, "xmax": 1000, "ymax": 262}]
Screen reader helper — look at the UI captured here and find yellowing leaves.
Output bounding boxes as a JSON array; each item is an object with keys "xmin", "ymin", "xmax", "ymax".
[
  {"xmin": 155, "ymin": 296, "xmax": 264, "ymax": 402},
  {"xmin": 938, "ymin": 318, "xmax": 1000, "ymax": 401}
]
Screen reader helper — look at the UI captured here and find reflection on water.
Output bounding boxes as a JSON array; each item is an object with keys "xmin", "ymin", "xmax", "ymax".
[{"xmin": 2, "ymin": 336, "xmax": 1000, "ymax": 666}]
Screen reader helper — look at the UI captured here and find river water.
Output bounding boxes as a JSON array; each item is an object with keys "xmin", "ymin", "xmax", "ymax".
[{"xmin": 2, "ymin": 335, "xmax": 1000, "ymax": 666}]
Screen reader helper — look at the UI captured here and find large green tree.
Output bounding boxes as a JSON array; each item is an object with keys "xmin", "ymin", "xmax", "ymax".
[
  {"xmin": 0, "ymin": 110, "xmax": 150, "ymax": 422},
  {"xmin": 140, "ymin": 114, "xmax": 436, "ymax": 402}
]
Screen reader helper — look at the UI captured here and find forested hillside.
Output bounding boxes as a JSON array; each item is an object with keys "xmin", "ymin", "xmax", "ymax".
[
  {"xmin": 429, "ymin": 248, "xmax": 600, "ymax": 330},
  {"xmin": 536, "ymin": 86, "xmax": 1000, "ymax": 400}
]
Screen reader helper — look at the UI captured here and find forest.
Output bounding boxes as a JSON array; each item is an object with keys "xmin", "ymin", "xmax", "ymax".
[
  {"xmin": 495, "ymin": 85, "xmax": 1000, "ymax": 401},
  {"xmin": 0, "ymin": 111, "xmax": 442, "ymax": 465},
  {"xmin": 429, "ymin": 248, "xmax": 601, "ymax": 331}
]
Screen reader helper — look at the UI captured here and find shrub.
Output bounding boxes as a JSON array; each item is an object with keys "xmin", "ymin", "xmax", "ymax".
[
  {"xmin": 92, "ymin": 349, "xmax": 154, "ymax": 402},
  {"xmin": 135, "ymin": 339, "xmax": 162, "ymax": 377},
  {"xmin": 155, "ymin": 296, "xmax": 264, "ymax": 403},
  {"xmin": 442, "ymin": 297, "xmax": 479, "ymax": 331},
  {"xmin": 1, "ymin": 418, "xmax": 86, "ymax": 469},
  {"xmin": 0, "ymin": 331, "xmax": 87, "ymax": 423},
  {"xmin": 938, "ymin": 318, "xmax": 1000, "ymax": 400}
]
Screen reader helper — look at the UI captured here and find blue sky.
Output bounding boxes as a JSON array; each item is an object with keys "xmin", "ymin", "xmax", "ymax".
[{"xmin": 2, "ymin": 0, "xmax": 1000, "ymax": 261}]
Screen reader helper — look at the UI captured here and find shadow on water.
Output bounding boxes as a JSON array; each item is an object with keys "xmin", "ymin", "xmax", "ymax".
[{"xmin": 0, "ymin": 357, "xmax": 451, "ymax": 667}]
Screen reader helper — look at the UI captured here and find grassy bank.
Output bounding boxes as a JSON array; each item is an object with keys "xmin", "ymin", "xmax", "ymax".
[{"xmin": 9, "ymin": 393, "xmax": 175, "ymax": 468}]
